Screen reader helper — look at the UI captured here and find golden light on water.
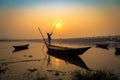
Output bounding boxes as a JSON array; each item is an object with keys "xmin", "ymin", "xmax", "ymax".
[
  {"xmin": 56, "ymin": 59, "xmax": 59, "ymax": 62},
  {"xmin": 55, "ymin": 58, "xmax": 60, "ymax": 66}
]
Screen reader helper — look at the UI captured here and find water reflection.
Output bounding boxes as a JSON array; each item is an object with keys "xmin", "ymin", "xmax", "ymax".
[
  {"xmin": 12, "ymin": 48, "xmax": 29, "ymax": 53},
  {"xmin": 0, "ymin": 59, "xmax": 41, "ymax": 65},
  {"xmin": 47, "ymin": 51, "xmax": 90, "ymax": 70},
  {"xmin": 96, "ymin": 46, "xmax": 109, "ymax": 50}
]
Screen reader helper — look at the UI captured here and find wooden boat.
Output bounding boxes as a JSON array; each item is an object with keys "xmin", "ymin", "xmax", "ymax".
[
  {"xmin": 12, "ymin": 48, "xmax": 28, "ymax": 53},
  {"xmin": 38, "ymin": 27, "xmax": 91, "ymax": 55},
  {"xmin": 47, "ymin": 51, "xmax": 90, "ymax": 70},
  {"xmin": 96, "ymin": 43, "xmax": 109, "ymax": 49},
  {"xmin": 115, "ymin": 48, "xmax": 120, "ymax": 55},
  {"xmin": 13, "ymin": 44, "xmax": 29, "ymax": 50},
  {"xmin": 115, "ymin": 48, "xmax": 120, "ymax": 51},
  {"xmin": 47, "ymin": 44, "xmax": 91, "ymax": 56}
]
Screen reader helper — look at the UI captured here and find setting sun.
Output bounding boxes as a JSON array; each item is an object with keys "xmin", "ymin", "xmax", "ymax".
[{"xmin": 56, "ymin": 23, "xmax": 61, "ymax": 28}]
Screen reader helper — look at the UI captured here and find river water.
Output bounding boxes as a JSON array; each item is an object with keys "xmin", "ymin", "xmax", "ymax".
[{"xmin": 0, "ymin": 41, "xmax": 120, "ymax": 80}]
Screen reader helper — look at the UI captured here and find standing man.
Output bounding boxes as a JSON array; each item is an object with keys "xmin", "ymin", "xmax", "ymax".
[{"xmin": 47, "ymin": 33, "xmax": 52, "ymax": 45}]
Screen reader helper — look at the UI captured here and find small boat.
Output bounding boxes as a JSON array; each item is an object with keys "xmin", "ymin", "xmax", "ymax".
[
  {"xmin": 13, "ymin": 44, "xmax": 29, "ymax": 50},
  {"xmin": 47, "ymin": 44, "xmax": 91, "ymax": 55},
  {"xmin": 96, "ymin": 43, "xmax": 109, "ymax": 49},
  {"xmin": 115, "ymin": 48, "xmax": 120, "ymax": 55},
  {"xmin": 115, "ymin": 48, "xmax": 120, "ymax": 51}
]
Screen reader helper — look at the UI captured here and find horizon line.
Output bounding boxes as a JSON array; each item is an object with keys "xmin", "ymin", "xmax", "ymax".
[{"xmin": 0, "ymin": 35, "xmax": 120, "ymax": 40}]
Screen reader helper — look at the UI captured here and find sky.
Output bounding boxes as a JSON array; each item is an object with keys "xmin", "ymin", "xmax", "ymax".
[{"xmin": 0, "ymin": 0, "xmax": 120, "ymax": 39}]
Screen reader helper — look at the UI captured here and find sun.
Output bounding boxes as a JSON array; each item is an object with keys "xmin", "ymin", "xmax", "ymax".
[{"xmin": 56, "ymin": 23, "xmax": 61, "ymax": 28}]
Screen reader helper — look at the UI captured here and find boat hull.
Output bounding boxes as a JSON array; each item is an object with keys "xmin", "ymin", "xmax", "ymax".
[
  {"xmin": 115, "ymin": 48, "xmax": 120, "ymax": 55},
  {"xmin": 47, "ymin": 44, "xmax": 91, "ymax": 55},
  {"xmin": 13, "ymin": 44, "xmax": 29, "ymax": 50},
  {"xmin": 96, "ymin": 44, "xmax": 109, "ymax": 49}
]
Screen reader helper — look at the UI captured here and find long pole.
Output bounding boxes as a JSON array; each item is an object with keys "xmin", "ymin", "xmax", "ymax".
[
  {"xmin": 38, "ymin": 27, "xmax": 48, "ymax": 48},
  {"xmin": 41, "ymin": 23, "xmax": 57, "ymax": 50},
  {"xmin": 50, "ymin": 25, "xmax": 56, "ymax": 35},
  {"xmin": 41, "ymin": 22, "xmax": 57, "ymax": 50},
  {"xmin": 50, "ymin": 21, "xmax": 59, "ymax": 35}
]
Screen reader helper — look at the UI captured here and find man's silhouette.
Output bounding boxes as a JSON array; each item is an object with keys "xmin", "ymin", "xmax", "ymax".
[{"xmin": 47, "ymin": 33, "xmax": 52, "ymax": 45}]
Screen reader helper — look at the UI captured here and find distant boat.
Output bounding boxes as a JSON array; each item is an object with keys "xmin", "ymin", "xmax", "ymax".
[
  {"xmin": 47, "ymin": 44, "xmax": 91, "ymax": 56},
  {"xmin": 96, "ymin": 43, "xmax": 109, "ymax": 49},
  {"xmin": 115, "ymin": 48, "xmax": 120, "ymax": 55},
  {"xmin": 13, "ymin": 44, "xmax": 29, "ymax": 50}
]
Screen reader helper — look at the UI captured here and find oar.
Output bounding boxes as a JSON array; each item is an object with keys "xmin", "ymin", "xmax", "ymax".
[
  {"xmin": 50, "ymin": 20, "xmax": 59, "ymax": 35},
  {"xmin": 42, "ymin": 44, "xmax": 45, "ymax": 50},
  {"xmin": 42, "ymin": 26, "xmax": 55, "ymax": 50},
  {"xmin": 42, "ymin": 21, "xmax": 59, "ymax": 50},
  {"xmin": 38, "ymin": 27, "xmax": 48, "ymax": 48}
]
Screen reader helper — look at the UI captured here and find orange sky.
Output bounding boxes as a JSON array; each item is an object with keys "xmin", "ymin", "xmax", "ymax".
[{"xmin": 0, "ymin": 1, "xmax": 120, "ymax": 39}]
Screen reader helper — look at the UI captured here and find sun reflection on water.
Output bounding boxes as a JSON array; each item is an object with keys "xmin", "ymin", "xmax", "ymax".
[{"xmin": 54, "ymin": 59, "xmax": 60, "ymax": 66}]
